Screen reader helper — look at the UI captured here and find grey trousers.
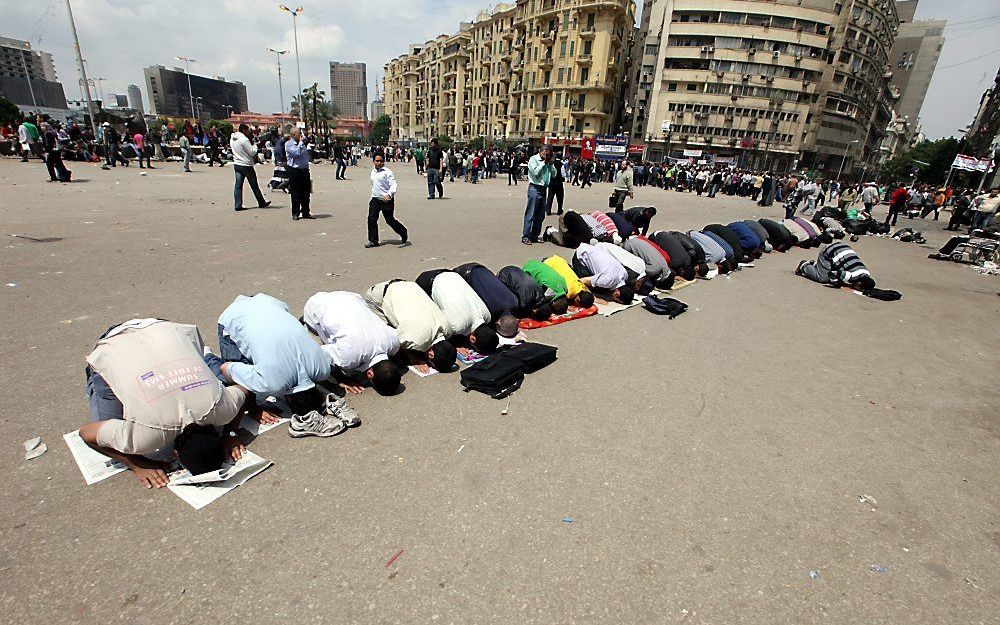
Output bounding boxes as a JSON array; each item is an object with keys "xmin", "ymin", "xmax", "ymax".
[{"xmin": 799, "ymin": 261, "xmax": 829, "ymax": 284}]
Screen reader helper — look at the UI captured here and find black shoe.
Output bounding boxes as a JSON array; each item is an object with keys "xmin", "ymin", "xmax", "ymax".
[
  {"xmin": 301, "ymin": 214, "xmax": 316, "ymax": 219},
  {"xmin": 365, "ymin": 241, "xmax": 380, "ymax": 248},
  {"xmin": 292, "ymin": 215, "xmax": 300, "ymax": 221},
  {"xmin": 235, "ymin": 206, "xmax": 250, "ymax": 212},
  {"xmin": 260, "ymin": 200, "xmax": 272, "ymax": 208}
]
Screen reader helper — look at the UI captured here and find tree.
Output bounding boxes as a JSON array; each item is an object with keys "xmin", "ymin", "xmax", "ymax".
[
  {"xmin": 435, "ymin": 134, "xmax": 454, "ymax": 150},
  {"xmin": 370, "ymin": 114, "xmax": 391, "ymax": 145},
  {"xmin": 468, "ymin": 136, "xmax": 486, "ymax": 150},
  {"xmin": 290, "ymin": 85, "xmax": 339, "ymax": 128},
  {"xmin": 205, "ymin": 119, "xmax": 234, "ymax": 136},
  {"xmin": 0, "ymin": 96, "xmax": 21, "ymax": 125},
  {"xmin": 877, "ymin": 137, "xmax": 962, "ymax": 185}
]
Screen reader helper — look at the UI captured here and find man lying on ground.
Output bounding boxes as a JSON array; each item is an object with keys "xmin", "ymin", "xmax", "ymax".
[
  {"xmin": 79, "ymin": 319, "xmax": 248, "ymax": 488},
  {"xmin": 650, "ymin": 230, "xmax": 705, "ymax": 280},
  {"xmin": 302, "ymin": 291, "xmax": 404, "ymax": 396},
  {"xmin": 453, "ymin": 262, "xmax": 522, "ymax": 338},
  {"xmin": 727, "ymin": 221, "xmax": 764, "ymax": 258},
  {"xmin": 796, "ymin": 242, "xmax": 874, "ymax": 290},
  {"xmin": 416, "ymin": 269, "xmax": 500, "ymax": 353},
  {"xmin": 364, "ymin": 280, "xmax": 457, "ymax": 373},
  {"xmin": 541, "ymin": 255, "xmax": 596, "ymax": 309},
  {"xmin": 522, "ymin": 258, "xmax": 573, "ymax": 314},
  {"xmin": 688, "ymin": 230, "xmax": 733, "ymax": 273},
  {"xmin": 571, "ymin": 242, "xmax": 636, "ymax": 304},
  {"xmin": 757, "ymin": 218, "xmax": 797, "ymax": 252},
  {"xmin": 218, "ymin": 293, "xmax": 357, "ymax": 438},
  {"xmin": 741, "ymin": 220, "xmax": 773, "ymax": 253},
  {"xmin": 498, "ymin": 265, "xmax": 553, "ymax": 321},
  {"xmin": 543, "ymin": 210, "xmax": 607, "ymax": 248},
  {"xmin": 621, "ymin": 235, "xmax": 675, "ymax": 290},
  {"xmin": 704, "ymin": 224, "xmax": 751, "ymax": 264}
]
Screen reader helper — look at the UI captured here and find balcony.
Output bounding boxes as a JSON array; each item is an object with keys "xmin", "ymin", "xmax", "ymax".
[
  {"xmin": 481, "ymin": 55, "xmax": 492, "ymax": 66},
  {"xmin": 579, "ymin": 25, "xmax": 596, "ymax": 39},
  {"xmin": 569, "ymin": 108, "xmax": 610, "ymax": 118},
  {"xmin": 498, "ymin": 72, "xmax": 512, "ymax": 83},
  {"xmin": 513, "ymin": 39, "xmax": 524, "ymax": 51},
  {"xmin": 534, "ymin": 110, "xmax": 547, "ymax": 117},
  {"xmin": 575, "ymin": 54, "xmax": 592, "ymax": 65},
  {"xmin": 539, "ymin": 56, "xmax": 554, "ymax": 69},
  {"xmin": 512, "ymin": 63, "xmax": 525, "ymax": 74},
  {"xmin": 502, "ymin": 28, "xmax": 515, "ymax": 41},
  {"xmin": 566, "ymin": 81, "xmax": 613, "ymax": 94},
  {"xmin": 540, "ymin": 30, "xmax": 556, "ymax": 44}
]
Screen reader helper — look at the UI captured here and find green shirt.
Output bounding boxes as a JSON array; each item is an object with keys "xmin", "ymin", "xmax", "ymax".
[
  {"xmin": 522, "ymin": 259, "xmax": 567, "ymax": 299},
  {"xmin": 527, "ymin": 154, "xmax": 553, "ymax": 186}
]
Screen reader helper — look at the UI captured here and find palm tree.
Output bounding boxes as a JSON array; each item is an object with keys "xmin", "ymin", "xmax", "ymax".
[{"xmin": 290, "ymin": 85, "xmax": 339, "ymax": 130}]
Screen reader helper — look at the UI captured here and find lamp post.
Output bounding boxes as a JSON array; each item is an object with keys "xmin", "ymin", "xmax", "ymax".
[
  {"xmin": 195, "ymin": 96, "xmax": 204, "ymax": 120},
  {"xmin": 278, "ymin": 5, "xmax": 305, "ymax": 123},
  {"xmin": 267, "ymin": 47, "xmax": 289, "ymax": 115},
  {"xmin": 175, "ymin": 56, "xmax": 197, "ymax": 119},
  {"xmin": 17, "ymin": 43, "xmax": 38, "ymax": 113},
  {"xmin": 836, "ymin": 139, "xmax": 860, "ymax": 183},
  {"xmin": 65, "ymin": 0, "xmax": 98, "ymax": 138}
]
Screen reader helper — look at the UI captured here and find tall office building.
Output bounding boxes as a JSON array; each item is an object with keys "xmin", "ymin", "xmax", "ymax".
[
  {"xmin": 371, "ymin": 98, "xmax": 385, "ymax": 120},
  {"xmin": 144, "ymin": 65, "xmax": 248, "ymax": 119},
  {"xmin": 0, "ymin": 36, "xmax": 68, "ymax": 109},
  {"xmin": 628, "ymin": 0, "xmax": 899, "ymax": 175},
  {"xmin": 385, "ymin": 0, "xmax": 636, "ymax": 144},
  {"xmin": 886, "ymin": 1, "xmax": 943, "ymax": 134},
  {"xmin": 330, "ymin": 61, "xmax": 368, "ymax": 120},
  {"xmin": 127, "ymin": 83, "xmax": 145, "ymax": 114}
]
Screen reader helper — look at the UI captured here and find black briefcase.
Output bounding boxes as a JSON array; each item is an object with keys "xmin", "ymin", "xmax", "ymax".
[
  {"xmin": 459, "ymin": 354, "xmax": 524, "ymax": 399},
  {"xmin": 502, "ymin": 343, "xmax": 558, "ymax": 373}
]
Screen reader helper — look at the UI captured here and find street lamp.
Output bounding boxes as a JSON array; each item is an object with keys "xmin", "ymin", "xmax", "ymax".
[
  {"xmin": 195, "ymin": 96, "xmax": 204, "ymax": 120},
  {"xmin": 278, "ymin": 4, "xmax": 304, "ymax": 123},
  {"xmin": 836, "ymin": 139, "xmax": 860, "ymax": 183},
  {"xmin": 175, "ymin": 55, "xmax": 197, "ymax": 119},
  {"xmin": 267, "ymin": 47, "xmax": 289, "ymax": 115}
]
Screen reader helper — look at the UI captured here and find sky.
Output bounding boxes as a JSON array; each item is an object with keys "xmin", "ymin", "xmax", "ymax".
[{"xmin": 2, "ymin": 0, "xmax": 998, "ymax": 139}]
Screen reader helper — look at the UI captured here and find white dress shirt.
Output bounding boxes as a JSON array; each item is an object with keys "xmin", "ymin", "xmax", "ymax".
[
  {"xmin": 429, "ymin": 271, "xmax": 491, "ymax": 336},
  {"xmin": 575, "ymin": 243, "xmax": 628, "ymax": 290},
  {"xmin": 371, "ymin": 166, "xmax": 397, "ymax": 198},
  {"xmin": 303, "ymin": 291, "xmax": 400, "ymax": 374}
]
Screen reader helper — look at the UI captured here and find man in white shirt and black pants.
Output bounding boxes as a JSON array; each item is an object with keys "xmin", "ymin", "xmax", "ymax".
[
  {"xmin": 230, "ymin": 124, "xmax": 271, "ymax": 212},
  {"xmin": 366, "ymin": 153, "xmax": 409, "ymax": 248}
]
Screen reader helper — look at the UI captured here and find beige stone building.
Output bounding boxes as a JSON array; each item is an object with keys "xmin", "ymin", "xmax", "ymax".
[
  {"xmin": 628, "ymin": 0, "xmax": 899, "ymax": 176},
  {"xmin": 384, "ymin": 0, "xmax": 636, "ymax": 145}
]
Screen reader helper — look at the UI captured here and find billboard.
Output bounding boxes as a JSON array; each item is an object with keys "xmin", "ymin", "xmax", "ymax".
[{"xmin": 594, "ymin": 135, "xmax": 628, "ymax": 161}]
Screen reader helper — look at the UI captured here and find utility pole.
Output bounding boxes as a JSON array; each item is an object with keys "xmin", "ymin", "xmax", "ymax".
[
  {"xmin": 279, "ymin": 5, "xmax": 305, "ymax": 123},
  {"xmin": 312, "ymin": 82, "xmax": 318, "ymax": 135},
  {"xmin": 17, "ymin": 43, "xmax": 38, "ymax": 113},
  {"xmin": 267, "ymin": 47, "xmax": 289, "ymax": 115},
  {"xmin": 65, "ymin": 0, "xmax": 98, "ymax": 137},
  {"xmin": 176, "ymin": 56, "xmax": 197, "ymax": 119}
]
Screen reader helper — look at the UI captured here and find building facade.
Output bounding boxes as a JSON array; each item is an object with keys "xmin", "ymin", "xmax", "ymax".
[
  {"xmin": 127, "ymin": 83, "xmax": 145, "ymax": 114},
  {"xmin": 628, "ymin": 0, "xmax": 899, "ymax": 175},
  {"xmin": 0, "ymin": 36, "xmax": 68, "ymax": 109},
  {"xmin": 330, "ymin": 62, "xmax": 368, "ymax": 120},
  {"xmin": 963, "ymin": 67, "xmax": 1000, "ymax": 189},
  {"xmin": 144, "ymin": 65, "xmax": 248, "ymax": 119},
  {"xmin": 384, "ymin": 0, "xmax": 636, "ymax": 145},
  {"xmin": 884, "ymin": 1, "xmax": 943, "ymax": 143},
  {"xmin": 371, "ymin": 98, "xmax": 385, "ymax": 120}
]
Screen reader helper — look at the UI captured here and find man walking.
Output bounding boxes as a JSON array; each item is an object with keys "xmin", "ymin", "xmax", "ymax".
[
  {"xmin": 334, "ymin": 141, "xmax": 348, "ymax": 180},
  {"xmin": 426, "ymin": 138, "xmax": 445, "ymax": 199},
  {"xmin": 42, "ymin": 122, "xmax": 71, "ymax": 182},
  {"xmin": 366, "ymin": 153, "xmax": 409, "ymax": 248},
  {"xmin": 611, "ymin": 160, "xmax": 634, "ymax": 212},
  {"xmin": 179, "ymin": 132, "xmax": 192, "ymax": 173},
  {"xmin": 133, "ymin": 130, "xmax": 152, "ymax": 169},
  {"xmin": 521, "ymin": 147, "xmax": 556, "ymax": 245},
  {"xmin": 230, "ymin": 124, "xmax": 271, "ymax": 212},
  {"xmin": 285, "ymin": 127, "xmax": 314, "ymax": 220}
]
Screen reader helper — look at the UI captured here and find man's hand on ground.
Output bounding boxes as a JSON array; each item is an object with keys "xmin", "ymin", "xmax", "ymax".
[
  {"xmin": 252, "ymin": 408, "xmax": 281, "ymax": 425},
  {"xmin": 223, "ymin": 436, "xmax": 245, "ymax": 462},
  {"xmin": 340, "ymin": 383, "xmax": 364, "ymax": 395},
  {"xmin": 134, "ymin": 466, "xmax": 169, "ymax": 489}
]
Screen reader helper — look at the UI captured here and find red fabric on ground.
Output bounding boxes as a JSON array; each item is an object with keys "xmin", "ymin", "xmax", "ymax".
[{"xmin": 518, "ymin": 305, "xmax": 598, "ymax": 329}]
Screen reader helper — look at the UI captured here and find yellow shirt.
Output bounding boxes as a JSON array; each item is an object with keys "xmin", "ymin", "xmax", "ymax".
[{"xmin": 544, "ymin": 255, "xmax": 588, "ymax": 300}]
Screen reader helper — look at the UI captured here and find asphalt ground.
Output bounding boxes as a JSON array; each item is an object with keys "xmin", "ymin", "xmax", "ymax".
[{"xmin": 1, "ymin": 156, "xmax": 998, "ymax": 624}]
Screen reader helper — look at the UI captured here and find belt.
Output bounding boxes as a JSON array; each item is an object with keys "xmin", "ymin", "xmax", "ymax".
[{"xmin": 530, "ymin": 183, "xmax": 546, "ymax": 189}]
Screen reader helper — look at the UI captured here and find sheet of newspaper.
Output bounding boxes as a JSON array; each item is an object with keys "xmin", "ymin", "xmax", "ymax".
[
  {"xmin": 167, "ymin": 450, "xmax": 272, "ymax": 510},
  {"xmin": 63, "ymin": 430, "xmax": 127, "ymax": 485}
]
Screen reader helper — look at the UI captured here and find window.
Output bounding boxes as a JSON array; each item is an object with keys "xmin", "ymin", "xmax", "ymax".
[
  {"xmin": 583, "ymin": 40, "xmax": 592, "ymax": 55},
  {"xmin": 581, "ymin": 67, "xmax": 589, "ymax": 83},
  {"xmin": 558, "ymin": 68, "xmax": 565, "ymax": 83},
  {"xmin": 560, "ymin": 40, "xmax": 567, "ymax": 57},
  {"xmin": 570, "ymin": 40, "xmax": 575, "ymax": 55},
  {"xmin": 644, "ymin": 44, "xmax": 658, "ymax": 55},
  {"xmin": 587, "ymin": 13, "xmax": 595, "ymax": 28},
  {"xmin": 555, "ymin": 93, "xmax": 561, "ymax": 107},
  {"xmin": 686, "ymin": 83, "xmax": 697, "ymax": 91},
  {"xmin": 668, "ymin": 82, "xmax": 677, "ymax": 92}
]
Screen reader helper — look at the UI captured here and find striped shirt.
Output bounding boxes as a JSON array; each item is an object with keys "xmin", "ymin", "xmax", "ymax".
[
  {"xmin": 589, "ymin": 211, "xmax": 619, "ymax": 237},
  {"xmin": 820, "ymin": 243, "xmax": 870, "ymax": 285},
  {"xmin": 580, "ymin": 213, "xmax": 607, "ymax": 238}
]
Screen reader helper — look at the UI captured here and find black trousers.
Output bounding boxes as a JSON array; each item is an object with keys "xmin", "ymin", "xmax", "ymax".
[
  {"xmin": 546, "ymin": 183, "xmax": 564, "ymax": 214},
  {"xmin": 45, "ymin": 151, "xmax": 70, "ymax": 181},
  {"xmin": 946, "ymin": 208, "xmax": 965, "ymax": 231},
  {"xmin": 287, "ymin": 166, "xmax": 311, "ymax": 217},
  {"xmin": 368, "ymin": 197, "xmax": 407, "ymax": 243}
]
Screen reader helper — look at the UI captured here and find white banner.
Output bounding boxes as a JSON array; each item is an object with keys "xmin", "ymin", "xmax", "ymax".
[
  {"xmin": 682, "ymin": 149, "xmax": 703, "ymax": 157},
  {"xmin": 951, "ymin": 154, "xmax": 993, "ymax": 172}
]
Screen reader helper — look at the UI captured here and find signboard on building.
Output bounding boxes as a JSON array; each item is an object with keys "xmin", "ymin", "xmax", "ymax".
[
  {"xmin": 682, "ymin": 149, "xmax": 703, "ymax": 157},
  {"xmin": 628, "ymin": 144, "xmax": 645, "ymax": 155},
  {"xmin": 594, "ymin": 135, "xmax": 629, "ymax": 161},
  {"xmin": 581, "ymin": 137, "xmax": 595, "ymax": 160}
]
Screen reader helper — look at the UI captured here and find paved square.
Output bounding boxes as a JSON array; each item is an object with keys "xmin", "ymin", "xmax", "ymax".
[{"xmin": 1, "ymin": 157, "xmax": 998, "ymax": 623}]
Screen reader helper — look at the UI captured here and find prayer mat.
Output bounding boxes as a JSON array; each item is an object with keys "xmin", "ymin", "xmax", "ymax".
[{"xmin": 519, "ymin": 305, "xmax": 598, "ymax": 329}]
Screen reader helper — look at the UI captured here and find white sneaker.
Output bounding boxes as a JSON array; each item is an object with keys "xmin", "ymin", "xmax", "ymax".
[
  {"xmin": 323, "ymin": 393, "xmax": 360, "ymax": 427},
  {"xmin": 288, "ymin": 410, "xmax": 347, "ymax": 438}
]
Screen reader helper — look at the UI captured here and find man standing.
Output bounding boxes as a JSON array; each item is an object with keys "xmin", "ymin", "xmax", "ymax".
[
  {"xmin": 426, "ymin": 138, "xmax": 445, "ymax": 199},
  {"xmin": 133, "ymin": 130, "xmax": 152, "ymax": 169},
  {"xmin": 885, "ymin": 183, "xmax": 908, "ymax": 227},
  {"xmin": 366, "ymin": 153, "xmax": 408, "ymax": 248},
  {"xmin": 546, "ymin": 155, "xmax": 565, "ymax": 216},
  {"xmin": 42, "ymin": 122, "xmax": 71, "ymax": 182},
  {"xmin": 970, "ymin": 188, "xmax": 1000, "ymax": 233},
  {"xmin": 17, "ymin": 118, "xmax": 39, "ymax": 162},
  {"xmin": 611, "ymin": 160, "xmax": 635, "ymax": 212},
  {"xmin": 231, "ymin": 124, "xmax": 271, "ymax": 212},
  {"xmin": 179, "ymin": 131, "xmax": 192, "ymax": 173},
  {"xmin": 522, "ymin": 147, "xmax": 556, "ymax": 245},
  {"xmin": 284, "ymin": 127, "xmax": 314, "ymax": 220},
  {"xmin": 334, "ymin": 141, "xmax": 348, "ymax": 179}
]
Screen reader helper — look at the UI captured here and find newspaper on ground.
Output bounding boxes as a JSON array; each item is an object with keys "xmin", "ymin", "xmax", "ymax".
[
  {"xmin": 498, "ymin": 332, "xmax": 527, "ymax": 346},
  {"xmin": 63, "ymin": 430, "xmax": 127, "ymax": 484},
  {"xmin": 239, "ymin": 414, "xmax": 290, "ymax": 436},
  {"xmin": 595, "ymin": 300, "xmax": 643, "ymax": 317},
  {"xmin": 408, "ymin": 363, "xmax": 439, "ymax": 377},
  {"xmin": 167, "ymin": 450, "xmax": 272, "ymax": 510}
]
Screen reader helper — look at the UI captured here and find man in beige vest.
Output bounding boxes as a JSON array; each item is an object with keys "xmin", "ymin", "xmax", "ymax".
[{"xmin": 79, "ymin": 319, "xmax": 249, "ymax": 489}]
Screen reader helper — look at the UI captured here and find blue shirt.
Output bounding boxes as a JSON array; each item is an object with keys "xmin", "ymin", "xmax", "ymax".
[
  {"xmin": 218, "ymin": 293, "xmax": 330, "ymax": 395},
  {"xmin": 456, "ymin": 264, "xmax": 518, "ymax": 320},
  {"xmin": 701, "ymin": 230, "xmax": 735, "ymax": 261},
  {"xmin": 728, "ymin": 222, "xmax": 762, "ymax": 251},
  {"xmin": 284, "ymin": 138, "xmax": 310, "ymax": 169}
]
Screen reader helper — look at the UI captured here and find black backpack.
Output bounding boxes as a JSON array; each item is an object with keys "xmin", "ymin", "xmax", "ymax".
[
  {"xmin": 459, "ymin": 353, "xmax": 524, "ymax": 399},
  {"xmin": 502, "ymin": 343, "xmax": 558, "ymax": 373},
  {"xmin": 642, "ymin": 295, "xmax": 688, "ymax": 318}
]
